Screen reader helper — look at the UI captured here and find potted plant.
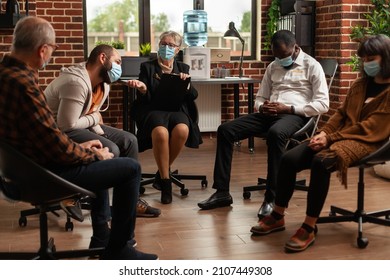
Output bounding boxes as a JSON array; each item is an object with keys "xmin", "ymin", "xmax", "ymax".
[
  {"xmin": 347, "ymin": 0, "xmax": 389, "ymax": 71},
  {"xmin": 95, "ymin": 40, "xmax": 126, "ymax": 56},
  {"xmin": 111, "ymin": 40, "xmax": 125, "ymax": 50},
  {"xmin": 264, "ymin": 0, "xmax": 281, "ymax": 50},
  {"xmin": 139, "ymin": 42, "xmax": 151, "ymax": 57}
]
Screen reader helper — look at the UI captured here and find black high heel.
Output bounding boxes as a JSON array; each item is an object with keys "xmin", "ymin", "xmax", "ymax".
[{"xmin": 160, "ymin": 178, "xmax": 172, "ymax": 204}]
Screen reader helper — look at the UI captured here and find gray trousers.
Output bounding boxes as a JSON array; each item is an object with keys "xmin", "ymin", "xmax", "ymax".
[{"xmin": 66, "ymin": 125, "xmax": 138, "ymax": 160}]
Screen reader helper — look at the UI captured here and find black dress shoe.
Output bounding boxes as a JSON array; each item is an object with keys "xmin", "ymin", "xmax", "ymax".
[
  {"xmin": 198, "ymin": 191, "xmax": 233, "ymax": 210},
  {"xmin": 257, "ymin": 200, "xmax": 274, "ymax": 219}
]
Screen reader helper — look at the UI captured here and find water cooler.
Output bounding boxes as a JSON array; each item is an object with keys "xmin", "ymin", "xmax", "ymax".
[{"xmin": 182, "ymin": 9, "xmax": 210, "ymax": 80}]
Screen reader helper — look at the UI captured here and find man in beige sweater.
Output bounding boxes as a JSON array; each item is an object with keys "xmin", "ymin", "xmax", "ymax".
[{"xmin": 45, "ymin": 44, "xmax": 160, "ymax": 249}]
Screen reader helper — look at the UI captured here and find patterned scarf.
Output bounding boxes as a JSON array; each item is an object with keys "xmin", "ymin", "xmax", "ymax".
[{"xmin": 157, "ymin": 56, "xmax": 173, "ymax": 74}]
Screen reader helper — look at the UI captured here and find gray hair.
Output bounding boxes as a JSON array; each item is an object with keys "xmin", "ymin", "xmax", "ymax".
[
  {"xmin": 159, "ymin": 31, "xmax": 182, "ymax": 47},
  {"xmin": 11, "ymin": 16, "xmax": 56, "ymax": 53}
]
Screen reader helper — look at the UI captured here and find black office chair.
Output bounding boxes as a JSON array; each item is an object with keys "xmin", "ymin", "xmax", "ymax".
[
  {"xmin": 316, "ymin": 138, "xmax": 390, "ymax": 249},
  {"xmin": 17, "ymin": 195, "xmax": 91, "ymax": 232},
  {"xmin": 139, "ymin": 101, "xmax": 208, "ymax": 196},
  {"xmin": 242, "ymin": 58, "xmax": 339, "ymax": 199},
  {"xmin": 0, "ymin": 140, "xmax": 104, "ymax": 259}
]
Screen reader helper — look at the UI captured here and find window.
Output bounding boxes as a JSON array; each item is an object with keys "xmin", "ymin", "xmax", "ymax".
[
  {"xmin": 203, "ymin": 0, "xmax": 254, "ymax": 59},
  {"xmin": 149, "ymin": 0, "xmax": 193, "ymax": 52},
  {"xmin": 85, "ymin": 0, "xmax": 256, "ymax": 60},
  {"xmin": 85, "ymin": 0, "xmax": 140, "ymax": 56}
]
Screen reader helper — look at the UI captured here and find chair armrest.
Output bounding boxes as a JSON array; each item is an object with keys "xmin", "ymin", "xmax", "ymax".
[
  {"xmin": 291, "ymin": 117, "xmax": 316, "ymax": 138},
  {"xmin": 359, "ymin": 139, "xmax": 390, "ymax": 166}
]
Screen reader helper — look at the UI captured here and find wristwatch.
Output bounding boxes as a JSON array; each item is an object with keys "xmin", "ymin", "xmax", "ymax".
[{"xmin": 259, "ymin": 105, "xmax": 264, "ymax": 113}]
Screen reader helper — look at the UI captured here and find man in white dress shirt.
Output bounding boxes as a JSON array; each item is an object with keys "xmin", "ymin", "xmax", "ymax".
[{"xmin": 198, "ymin": 30, "xmax": 329, "ymax": 217}]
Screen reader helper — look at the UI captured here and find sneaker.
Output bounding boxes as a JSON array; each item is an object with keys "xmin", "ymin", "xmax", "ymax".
[
  {"xmin": 60, "ymin": 198, "xmax": 84, "ymax": 222},
  {"xmin": 137, "ymin": 198, "xmax": 161, "ymax": 217},
  {"xmin": 89, "ymin": 235, "xmax": 109, "ymax": 249},
  {"xmin": 89, "ymin": 235, "xmax": 137, "ymax": 249},
  {"xmin": 250, "ymin": 215, "xmax": 285, "ymax": 235},
  {"xmin": 284, "ymin": 227, "xmax": 315, "ymax": 253},
  {"xmin": 127, "ymin": 239, "xmax": 138, "ymax": 248},
  {"xmin": 100, "ymin": 246, "xmax": 158, "ymax": 260}
]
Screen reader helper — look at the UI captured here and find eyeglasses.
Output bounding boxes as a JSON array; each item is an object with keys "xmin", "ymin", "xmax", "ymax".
[
  {"xmin": 160, "ymin": 42, "xmax": 179, "ymax": 48},
  {"xmin": 46, "ymin": 43, "xmax": 59, "ymax": 52}
]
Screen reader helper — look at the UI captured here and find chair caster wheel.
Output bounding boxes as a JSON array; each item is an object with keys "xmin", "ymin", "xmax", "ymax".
[
  {"xmin": 243, "ymin": 191, "xmax": 251, "ymax": 199},
  {"xmin": 180, "ymin": 188, "xmax": 189, "ymax": 196},
  {"xmin": 357, "ymin": 237, "xmax": 368, "ymax": 248},
  {"xmin": 19, "ymin": 216, "xmax": 27, "ymax": 227},
  {"xmin": 65, "ymin": 221, "xmax": 74, "ymax": 231},
  {"xmin": 201, "ymin": 179, "xmax": 208, "ymax": 188}
]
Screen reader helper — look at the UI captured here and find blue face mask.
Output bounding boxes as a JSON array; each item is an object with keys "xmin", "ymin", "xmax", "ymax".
[
  {"xmin": 41, "ymin": 57, "xmax": 51, "ymax": 69},
  {"xmin": 275, "ymin": 55, "xmax": 294, "ymax": 68},
  {"xmin": 363, "ymin": 60, "xmax": 381, "ymax": 77},
  {"xmin": 107, "ymin": 62, "xmax": 122, "ymax": 83},
  {"xmin": 158, "ymin": 45, "xmax": 176, "ymax": 61}
]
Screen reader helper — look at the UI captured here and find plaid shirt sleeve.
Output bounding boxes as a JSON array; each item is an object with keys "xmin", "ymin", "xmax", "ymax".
[{"xmin": 0, "ymin": 56, "xmax": 98, "ymax": 166}]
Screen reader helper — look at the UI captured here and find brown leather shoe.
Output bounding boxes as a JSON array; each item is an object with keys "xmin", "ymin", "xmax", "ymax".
[
  {"xmin": 250, "ymin": 215, "xmax": 285, "ymax": 235},
  {"xmin": 284, "ymin": 227, "xmax": 315, "ymax": 252}
]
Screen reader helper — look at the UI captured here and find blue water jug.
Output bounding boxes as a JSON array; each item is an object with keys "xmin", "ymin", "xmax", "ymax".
[{"xmin": 183, "ymin": 10, "xmax": 208, "ymax": 47}]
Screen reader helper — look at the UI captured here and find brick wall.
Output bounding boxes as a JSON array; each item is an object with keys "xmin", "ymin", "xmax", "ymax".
[
  {"xmin": 0, "ymin": 0, "xmax": 85, "ymax": 86},
  {"xmin": 315, "ymin": 0, "xmax": 371, "ymax": 122},
  {"xmin": 0, "ymin": 0, "xmax": 372, "ymax": 129}
]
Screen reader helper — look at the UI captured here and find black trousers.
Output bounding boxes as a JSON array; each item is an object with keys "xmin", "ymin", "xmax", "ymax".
[
  {"xmin": 212, "ymin": 112, "xmax": 308, "ymax": 199},
  {"xmin": 275, "ymin": 141, "xmax": 337, "ymax": 218}
]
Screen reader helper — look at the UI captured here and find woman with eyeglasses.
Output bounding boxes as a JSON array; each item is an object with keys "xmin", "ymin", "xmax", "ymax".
[
  {"xmin": 250, "ymin": 34, "xmax": 390, "ymax": 253},
  {"xmin": 127, "ymin": 31, "xmax": 202, "ymax": 204}
]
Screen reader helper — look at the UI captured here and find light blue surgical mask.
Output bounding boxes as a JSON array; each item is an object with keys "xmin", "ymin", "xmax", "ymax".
[
  {"xmin": 158, "ymin": 45, "xmax": 176, "ymax": 61},
  {"xmin": 275, "ymin": 55, "xmax": 294, "ymax": 68},
  {"xmin": 41, "ymin": 57, "xmax": 51, "ymax": 69},
  {"xmin": 363, "ymin": 60, "xmax": 381, "ymax": 77},
  {"xmin": 107, "ymin": 62, "xmax": 122, "ymax": 83}
]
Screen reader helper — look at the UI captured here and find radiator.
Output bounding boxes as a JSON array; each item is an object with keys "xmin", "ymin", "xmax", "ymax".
[{"xmin": 194, "ymin": 84, "xmax": 221, "ymax": 132}]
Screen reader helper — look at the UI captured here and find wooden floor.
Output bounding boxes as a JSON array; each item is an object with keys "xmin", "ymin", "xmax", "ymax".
[{"xmin": 1, "ymin": 136, "xmax": 390, "ymax": 260}]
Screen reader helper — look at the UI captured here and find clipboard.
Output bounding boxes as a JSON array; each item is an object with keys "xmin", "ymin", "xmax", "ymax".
[{"xmin": 153, "ymin": 73, "xmax": 190, "ymax": 111}]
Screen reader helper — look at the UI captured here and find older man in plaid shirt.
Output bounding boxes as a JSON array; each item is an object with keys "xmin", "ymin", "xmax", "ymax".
[{"xmin": 0, "ymin": 16, "xmax": 157, "ymax": 260}]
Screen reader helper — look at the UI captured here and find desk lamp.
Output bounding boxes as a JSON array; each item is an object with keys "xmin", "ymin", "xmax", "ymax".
[{"xmin": 223, "ymin": 21, "xmax": 245, "ymax": 78}]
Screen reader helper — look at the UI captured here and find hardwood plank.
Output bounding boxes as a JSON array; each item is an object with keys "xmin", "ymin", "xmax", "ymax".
[{"xmin": 0, "ymin": 137, "xmax": 389, "ymax": 259}]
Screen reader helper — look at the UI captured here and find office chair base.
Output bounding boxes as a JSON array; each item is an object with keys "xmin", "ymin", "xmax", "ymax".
[
  {"xmin": 140, "ymin": 173, "xmax": 156, "ymax": 194},
  {"xmin": 170, "ymin": 169, "xmax": 208, "ymax": 196},
  {"xmin": 0, "ymin": 240, "xmax": 104, "ymax": 260},
  {"xmin": 317, "ymin": 205, "xmax": 390, "ymax": 249},
  {"xmin": 1, "ymin": 209, "xmax": 104, "ymax": 260},
  {"xmin": 242, "ymin": 178, "xmax": 307, "ymax": 199},
  {"xmin": 19, "ymin": 197, "xmax": 92, "ymax": 232},
  {"xmin": 140, "ymin": 170, "xmax": 208, "ymax": 196}
]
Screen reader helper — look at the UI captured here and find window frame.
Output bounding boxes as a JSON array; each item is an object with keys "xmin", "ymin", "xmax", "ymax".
[{"xmin": 83, "ymin": 0, "xmax": 257, "ymax": 61}]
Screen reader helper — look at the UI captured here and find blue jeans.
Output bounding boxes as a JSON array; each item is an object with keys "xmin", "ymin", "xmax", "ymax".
[
  {"xmin": 66, "ymin": 126, "xmax": 139, "ymax": 226},
  {"xmin": 50, "ymin": 157, "xmax": 140, "ymax": 249}
]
